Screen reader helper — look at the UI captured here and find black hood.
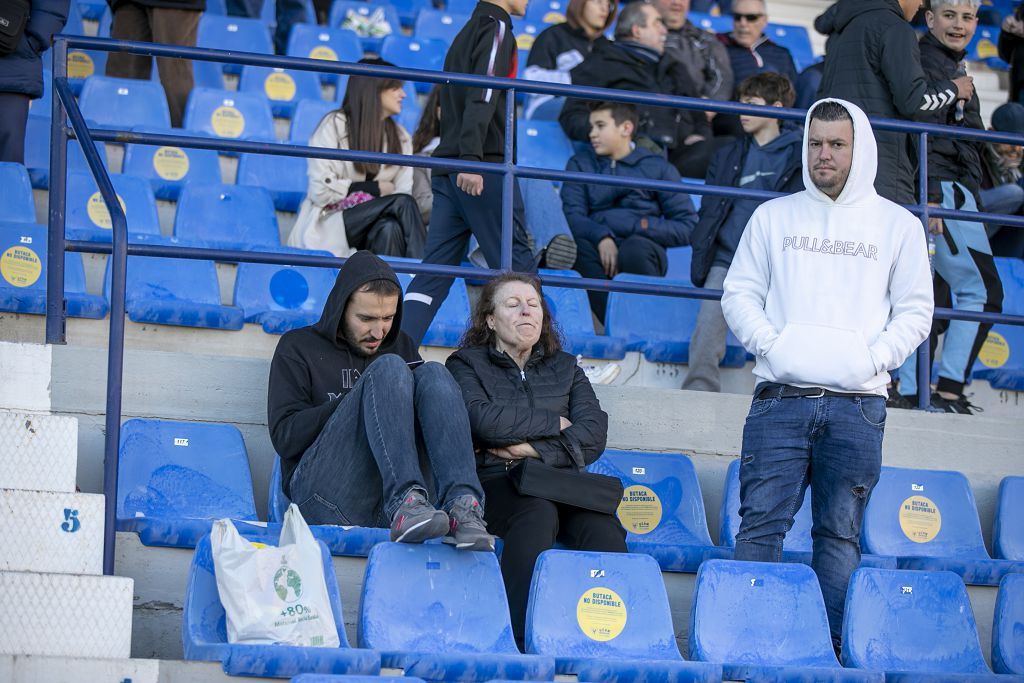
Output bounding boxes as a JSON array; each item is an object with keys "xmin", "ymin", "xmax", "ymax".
[
  {"xmin": 833, "ymin": 0, "xmax": 902, "ymax": 33},
  {"xmin": 314, "ymin": 250, "xmax": 404, "ymax": 352}
]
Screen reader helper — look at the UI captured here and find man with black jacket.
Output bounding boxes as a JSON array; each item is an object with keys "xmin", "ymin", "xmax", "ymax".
[
  {"xmin": 401, "ymin": 0, "xmax": 537, "ymax": 346},
  {"xmin": 816, "ymin": 0, "xmax": 974, "ymax": 204},
  {"xmin": 268, "ymin": 250, "xmax": 494, "ymax": 551}
]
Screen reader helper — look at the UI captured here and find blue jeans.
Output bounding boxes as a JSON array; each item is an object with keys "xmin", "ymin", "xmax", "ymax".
[
  {"xmin": 734, "ymin": 386, "xmax": 885, "ymax": 642},
  {"xmin": 289, "ymin": 356, "xmax": 484, "ymax": 526}
]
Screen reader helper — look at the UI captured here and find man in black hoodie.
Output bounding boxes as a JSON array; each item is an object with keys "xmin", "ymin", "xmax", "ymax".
[
  {"xmin": 816, "ymin": 0, "xmax": 974, "ymax": 203},
  {"xmin": 268, "ymin": 251, "xmax": 494, "ymax": 551}
]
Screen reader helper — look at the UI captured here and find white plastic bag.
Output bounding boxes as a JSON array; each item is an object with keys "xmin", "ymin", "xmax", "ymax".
[{"xmin": 211, "ymin": 503, "xmax": 341, "ymax": 647}]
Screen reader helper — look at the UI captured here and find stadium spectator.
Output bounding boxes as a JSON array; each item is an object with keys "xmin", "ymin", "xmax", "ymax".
[
  {"xmin": 446, "ymin": 272, "xmax": 626, "ymax": 648},
  {"xmin": 105, "ymin": 0, "xmax": 205, "ymax": 128},
  {"xmin": 722, "ymin": 99, "xmax": 933, "ymax": 650},
  {"xmin": 561, "ymin": 101, "xmax": 698, "ymax": 322},
  {"xmin": 268, "ymin": 250, "xmax": 494, "ymax": 551},
  {"xmin": 288, "ymin": 61, "xmax": 426, "ymax": 259},
  {"xmin": 715, "ymin": 0, "xmax": 797, "ymax": 88},
  {"xmin": 683, "ymin": 73, "xmax": 802, "ymax": 393},
  {"xmin": 654, "ymin": 0, "xmax": 734, "ymax": 103},
  {"xmin": 981, "ymin": 103, "xmax": 1024, "ymax": 258},
  {"xmin": 225, "ymin": 0, "xmax": 307, "ymax": 55},
  {"xmin": 522, "ymin": 0, "xmax": 616, "ymax": 119},
  {"xmin": 559, "ymin": 1, "xmax": 715, "ymax": 179},
  {"xmin": 0, "ymin": 0, "xmax": 67, "ymax": 163},
  {"xmin": 892, "ymin": 0, "xmax": 1003, "ymax": 414},
  {"xmin": 401, "ymin": 0, "xmax": 537, "ymax": 346},
  {"xmin": 411, "ymin": 85, "xmax": 442, "ymax": 226},
  {"xmin": 998, "ymin": 4, "xmax": 1024, "ymax": 104},
  {"xmin": 816, "ymin": 0, "xmax": 974, "ymax": 203}
]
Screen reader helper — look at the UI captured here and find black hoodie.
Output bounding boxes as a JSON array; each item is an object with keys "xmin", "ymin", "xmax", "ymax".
[{"xmin": 267, "ymin": 251, "xmax": 421, "ymax": 495}]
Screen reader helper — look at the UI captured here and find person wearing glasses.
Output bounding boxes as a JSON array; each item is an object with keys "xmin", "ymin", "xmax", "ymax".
[{"xmin": 715, "ymin": 0, "xmax": 797, "ymax": 88}]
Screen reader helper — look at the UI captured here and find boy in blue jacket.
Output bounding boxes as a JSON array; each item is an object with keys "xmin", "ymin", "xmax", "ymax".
[{"xmin": 561, "ymin": 101, "xmax": 697, "ymax": 322}]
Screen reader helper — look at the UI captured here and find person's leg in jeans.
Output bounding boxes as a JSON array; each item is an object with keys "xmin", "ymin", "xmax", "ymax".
[
  {"xmin": 572, "ymin": 236, "xmax": 611, "ymax": 323},
  {"xmin": 106, "ymin": 2, "xmax": 154, "ymax": 81},
  {"xmin": 275, "ymin": 0, "xmax": 310, "ymax": 54},
  {"xmin": 149, "ymin": 7, "xmax": 200, "ymax": 128},
  {"xmin": 682, "ymin": 264, "xmax": 729, "ymax": 392},
  {"xmin": 809, "ymin": 395, "xmax": 884, "ymax": 645},
  {"xmin": 734, "ymin": 389, "xmax": 815, "ymax": 562},
  {"xmin": 0, "ymin": 93, "xmax": 30, "ymax": 163},
  {"xmin": 462, "ymin": 173, "xmax": 535, "ymax": 273}
]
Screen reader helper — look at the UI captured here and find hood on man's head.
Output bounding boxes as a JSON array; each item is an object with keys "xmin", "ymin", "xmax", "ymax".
[
  {"xmin": 801, "ymin": 98, "xmax": 879, "ymax": 206},
  {"xmin": 314, "ymin": 250, "xmax": 404, "ymax": 350}
]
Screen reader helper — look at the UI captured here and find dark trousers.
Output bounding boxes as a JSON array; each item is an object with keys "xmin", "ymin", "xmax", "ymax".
[
  {"xmin": 401, "ymin": 173, "xmax": 536, "ymax": 345},
  {"xmin": 344, "ymin": 194, "xmax": 427, "ymax": 259},
  {"xmin": 106, "ymin": 3, "xmax": 200, "ymax": 127},
  {"xmin": 574, "ymin": 233, "xmax": 667, "ymax": 323},
  {"xmin": 482, "ymin": 476, "xmax": 627, "ymax": 645},
  {"xmin": 0, "ymin": 93, "xmax": 30, "ymax": 163},
  {"xmin": 225, "ymin": 0, "xmax": 309, "ymax": 54}
]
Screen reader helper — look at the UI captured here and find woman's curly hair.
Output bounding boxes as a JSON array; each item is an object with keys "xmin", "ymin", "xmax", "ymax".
[{"xmin": 458, "ymin": 272, "xmax": 564, "ymax": 355}]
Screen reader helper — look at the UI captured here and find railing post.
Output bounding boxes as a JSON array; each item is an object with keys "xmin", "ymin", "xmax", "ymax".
[
  {"xmin": 916, "ymin": 131, "xmax": 932, "ymax": 410},
  {"xmin": 500, "ymin": 85, "xmax": 515, "ymax": 271},
  {"xmin": 46, "ymin": 37, "xmax": 69, "ymax": 345}
]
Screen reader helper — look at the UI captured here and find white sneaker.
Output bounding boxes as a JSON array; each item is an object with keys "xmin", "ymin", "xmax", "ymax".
[{"xmin": 578, "ymin": 356, "xmax": 621, "ymax": 385}]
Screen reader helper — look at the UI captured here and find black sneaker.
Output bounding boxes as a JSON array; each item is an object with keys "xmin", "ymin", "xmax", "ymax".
[
  {"xmin": 541, "ymin": 234, "xmax": 578, "ymax": 271},
  {"xmin": 886, "ymin": 393, "xmax": 916, "ymax": 409},
  {"xmin": 930, "ymin": 393, "xmax": 983, "ymax": 415},
  {"xmin": 390, "ymin": 490, "xmax": 450, "ymax": 543},
  {"xmin": 443, "ymin": 494, "xmax": 495, "ymax": 552}
]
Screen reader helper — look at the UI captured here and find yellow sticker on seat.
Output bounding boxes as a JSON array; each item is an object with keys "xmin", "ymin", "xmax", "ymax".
[
  {"xmin": 577, "ymin": 587, "xmax": 627, "ymax": 641},
  {"xmin": 309, "ymin": 45, "xmax": 338, "ymax": 61},
  {"xmin": 978, "ymin": 331, "xmax": 1009, "ymax": 369},
  {"xmin": 153, "ymin": 146, "xmax": 190, "ymax": 181},
  {"xmin": 264, "ymin": 71, "xmax": 297, "ymax": 101},
  {"xmin": 1, "ymin": 246, "xmax": 42, "ymax": 288},
  {"xmin": 617, "ymin": 485, "xmax": 662, "ymax": 535},
  {"xmin": 211, "ymin": 105, "xmax": 245, "ymax": 138},
  {"xmin": 899, "ymin": 495, "xmax": 941, "ymax": 543},
  {"xmin": 67, "ymin": 51, "xmax": 95, "ymax": 79},
  {"xmin": 86, "ymin": 192, "xmax": 127, "ymax": 229}
]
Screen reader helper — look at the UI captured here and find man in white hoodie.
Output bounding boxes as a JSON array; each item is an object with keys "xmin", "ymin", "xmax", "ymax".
[{"xmin": 721, "ymin": 98, "xmax": 934, "ymax": 648}]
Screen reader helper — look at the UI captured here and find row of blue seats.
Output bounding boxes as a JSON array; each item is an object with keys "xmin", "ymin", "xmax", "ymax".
[{"xmin": 184, "ymin": 537, "xmax": 1024, "ymax": 679}]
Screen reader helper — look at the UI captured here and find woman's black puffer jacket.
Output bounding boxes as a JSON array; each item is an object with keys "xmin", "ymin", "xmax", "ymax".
[{"xmin": 446, "ymin": 345, "xmax": 608, "ymax": 480}]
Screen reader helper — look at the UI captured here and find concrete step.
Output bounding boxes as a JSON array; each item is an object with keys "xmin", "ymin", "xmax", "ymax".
[
  {"xmin": 0, "ymin": 654, "xmax": 160, "ymax": 683},
  {"xmin": 0, "ymin": 411, "xmax": 78, "ymax": 493},
  {"xmin": 0, "ymin": 489, "xmax": 103, "ymax": 575},
  {"xmin": 0, "ymin": 571, "xmax": 133, "ymax": 660}
]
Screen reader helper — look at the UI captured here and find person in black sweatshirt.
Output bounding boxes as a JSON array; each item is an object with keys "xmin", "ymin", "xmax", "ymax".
[
  {"xmin": 401, "ymin": 0, "xmax": 538, "ymax": 346},
  {"xmin": 267, "ymin": 250, "xmax": 494, "ymax": 550}
]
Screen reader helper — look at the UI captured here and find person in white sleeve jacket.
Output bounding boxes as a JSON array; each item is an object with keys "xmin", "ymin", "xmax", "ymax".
[{"xmin": 721, "ymin": 98, "xmax": 933, "ymax": 652}]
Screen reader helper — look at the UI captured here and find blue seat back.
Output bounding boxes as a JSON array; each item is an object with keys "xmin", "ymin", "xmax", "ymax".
[
  {"xmin": 268, "ymin": 458, "xmax": 289, "ymax": 523},
  {"xmin": 517, "ymin": 120, "xmax": 573, "ymax": 170},
  {"xmin": 394, "ymin": 269, "xmax": 470, "ymax": 346},
  {"xmin": 65, "ymin": 173, "xmax": 161, "ymax": 242},
  {"xmin": 588, "ymin": 449, "xmax": 714, "ymax": 546},
  {"xmin": 765, "ymin": 23, "xmax": 814, "ymax": 71},
  {"xmin": 973, "ymin": 258, "xmax": 1024, "ymax": 390},
  {"xmin": 688, "ymin": 11, "xmax": 732, "ymax": 32},
  {"xmin": 665, "ymin": 246, "xmax": 693, "ymax": 284},
  {"xmin": 525, "ymin": 549, "xmax": 681, "ymax": 660},
  {"xmin": 236, "ymin": 153, "xmax": 309, "ymax": 212},
  {"xmin": 106, "ymin": 252, "xmax": 223, "ymax": 308},
  {"xmin": 122, "ymin": 128, "xmax": 223, "ymax": 201},
  {"xmin": 359, "ymin": 543, "xmax": 519, "ymax": 654},
  {"xmin": 413, "ymin": 9, "xmax": 467, "ymax": 42},
  {"xmin": 861, "ymin": 466, "xmax": 990, "ymax": 559},
  {"xmin": 524, "ymin": 0, "xmax": 567, "ymax": 24},
  {"xmin": 117, "ymin": 419, "xmax": 257, "ymax": 523},
  {"xmin": 287, "ymin": 23, "xmax": 364, "ymax": 85},
  {"xmin": 720, "ymin": 457, "xmax": 811, "ymax": 550},
  {"xmin": 290, "ymin": 99, "xmax": 338, "ymax": 143},
  {"xmin": 514, "ymin": 21, "xmax": 543, "ymax": 51},
  {"xmin": 174, "ymin": 183, "xmax": 280, "ymax": 250},
  {"xmin": 689, "ymin": 559, "xmax": 838, "ymax": 667},
  {"xmin": 605, "ymin": 273, "xmax": 700, "ymax": 344},
  {"xmin": 994, "ymin": 476, "xmax": 1024, "ymax": 561},
  {"xmin": 379, "ymin": 36, "xmax": 447, "ymax": 91},
  {"xmin": 193, "ymin": 57, "xmax": 227, "ymax": 89},
  {"xmin": 197, "ymin": 15, "xmax": 274, "ymax": 71},
  {"xmin": 993, "ymin": 573, "xmax": 1024, "ymax": 674},
  {"xmin": 24, "ymin": 114, "xmax": 107, "ymax": 189},
  {"xmin": 184, "ymin": 88, "xmax": 277, "ymax": 142},
  {"xmin": 233, "ymin": 261, "xmax": 337, "ymax": 323},
  {"xmin": 79, "ymin": 76, "xmax": 171, "ymax": 129},
  {"xmin": 0, "ymin": 163, "xmax": 36, "ymax": 223},
  {"xmin": 842, "ymin": 568, "xmax": 990, "ymax": 674},
  {"xmin": 238, "ymin": 66, "xmax": 324, "ymax": 117},
  {"xmin": 540, "ymin": 270, "xmax": 596, "ymax": 338}
]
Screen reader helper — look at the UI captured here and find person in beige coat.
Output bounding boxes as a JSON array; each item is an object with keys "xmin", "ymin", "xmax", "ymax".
[{"xmin": 288, "ymin": 60, "xmax": 426, "ymax": 258}]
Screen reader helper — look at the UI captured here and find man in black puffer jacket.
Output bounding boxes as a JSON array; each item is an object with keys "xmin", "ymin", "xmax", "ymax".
[
  {"xmin": 0, "ymin": 0, "xmax": 68, "ymax": 163},
  {"xmin": 816, "ymin": 0, "xmax": 974, "ymax": 203}
]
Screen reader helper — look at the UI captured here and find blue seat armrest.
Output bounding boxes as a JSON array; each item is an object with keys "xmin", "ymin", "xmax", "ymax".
[
  {"xmin": 721, "ymin": 663, "xmax": 884, "ymax": 683},
  {"xmin": 895, "ymin": 556, "xmax": 1024, "ymax": 586},
  {"xmin": 127, "ymin": 299, "xmax": 245, "ymax": 330},
  {"xmin": 780, "ymin": 550, "xmax": 898, "ymax": 570},
  {"xmin": 642, "ymin": 340, "xmax": 690, "ymax": 364},
  {"xmin": 67, "ymin": 292, "xmax": 109, "ymax": 319},
  {"xmin": 308, "ymin": 524, "xmax": 391, "ymax": 557},
  {"xmin": 117, "ymin": 516, "xmax": 215, "ymax": 548},
  {"xmin": 384, "ymin": 650, "xmax": 556, "ymax": 682},
  {"xmin": 570, "ymin": 656, "xmax": 722, "ymax": 682},
  {"xmin": 561, "ymin": 334, "xmax": 628, "ymax": 361},
  {"xmin": 257, "ymin": 310, "xmax": 321, "ymax": 334},
  {"xmin": 885, "ymin": 673, "xmax": 1023, "ymax": 682},
  {"xmin": 0, "ymin": 290, "xmax": 46, "ymax": 315},
  {"xmin": 222, "ymin": 643, "xmax": 381, "ymax": 678}
]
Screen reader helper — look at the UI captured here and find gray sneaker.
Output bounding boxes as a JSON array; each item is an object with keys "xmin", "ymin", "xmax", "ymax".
[
  {"xmin": 390, "ymin": 490, "xmax": 450, "ymax": 543},
  {"xmin": 443, "ymin": 495, "xmax": 495, "ymax": 552},
  {"xmin": 542, "ymin": 233, "xmax": 578, "ymax": 271}
]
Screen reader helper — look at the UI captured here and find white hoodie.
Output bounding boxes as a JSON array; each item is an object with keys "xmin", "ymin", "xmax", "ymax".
[{"xmin": 721, "ymin": 99, "xmax": 934, "ymax": 396}]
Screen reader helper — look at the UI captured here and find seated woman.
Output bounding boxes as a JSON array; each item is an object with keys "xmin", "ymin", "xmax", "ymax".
[
  {"xmin": 446, "ymin": 272, "xmax": 627, "ymax": 646},
  {"xmin": 288, "ymin": 58, "xmax": 426, "ymax": 259}
]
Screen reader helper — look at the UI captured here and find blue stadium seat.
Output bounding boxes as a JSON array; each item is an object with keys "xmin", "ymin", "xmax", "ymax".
[
  {"xmin": 79, "ymin": 76, "xmax": 171, "ymax": 129},
  {"xmin": 0, "ymin": 163, "xmax": 36, "ymax": 223},
  {"xmin": 104, "ymin": 248, "xmax": 245, "ymax": 329},
  {"xmin": 0, "ymin": 221, "xmax": 107, "ymax": 319},
  {"xmin": 587, "ymin": 450, "xmax": 731, "ymax": 572},
  {"xmin": 183, "ymin": 534, "xmax": 381, "ymax": 677},
  {"xmin": 765, "ymin": 23, "xmax": 815, "ymax": 72},
  {"xmin": 968, "ymin": 25, "xmax": 1009, "ymax": 70},
  {"xmin": 65, "ymin": 173, "xmax": 162, "ymax": 243},
  {"xmin": 236, "ymin": 153, "xmax": 308, "ymax": 211},
  {"xmin": 993, "ymin": 574, "xmax": 1024, "ymax": 675},
  {"xmin": 540, "ymin": 270, "xmax": 627, "ymax": 359},
  {"xmin": 233, "ymin": 259, "xmax": 337, "ymax": 333},
  {"xmin": 192, "ymin": 59, "xmax": 227, "ymax": 90},
  {"xmin": 973, "ymin": 257, "xmax": 1024, "ymax": 391},
  {"xmin": 287, "ymin": 23, "xmax": 364, "ymax": 86},
  {"xmin": 525, "ymin": 549, "xmax": 721, "ymax": 681},
  {"xmin": 413, "ymin": 9, "xmax": 468, "ymax": 43},
  {"xmin": 394, "ymin": 269, "xmax": 470, "ymax": 347},
  {"xmin": 331, "ymin": 1, "xmax": 402, "ymax": 52},
  {"xmin": 995, "ymin": 476, "xmax": 1024, "ymax": 561},
  {"xmin": 29, "ymin": 69, "xmax": 52, "ymax": 118},
  {"xmin": 197, "ymin": 15, "xmax": 274, "ymax": 74},
  {"xmin": 605, "ymin": 274, "xmax": 748, "ymax": 366},
  {"xmin": 239, "ymin": 66, "xmax": 324, "ymax": 118},
  {"xmin": 445, "ymin": 0, "xmax": 476, "ymax": 13},
  {"xmin": 24, "ymin": 114, "xmax": 107, "ymax": 189},
  {"xmin": 524, "ymin": 0, "xmax": 567, "ymax": 25},
  {"xmin": 388, "ymin": 0, "xmax": 432, "ymax": 26},
  {"xmin": 65, "ymin": 0, "xmax": 85, "ymax": 35},
  {"xmin": 184, "ymin": 88, "xmax": 277, "ymax": 144},
  {"xmin": 78, "ymin": 0, "xmax": 107, "ymax": 20},
  {"xmin": 394, "ymin": 81, "xmax": 422, "ymax": 134},
  {"xmin": 689, "ymin": 560, "xmax": 881, "ymax": 682},
  {"xmin": 379, "ymin": 36, "xmax": 447, "ymax": 93},
  {"xmin": 517, "ymin": 121, "xmax": 574, "ymax": 171},
  {"xmin": 174, "ymin": 183, "xmax": 281, "ymax": 250},
  {"xmin": 291, "ymin": 677, "xmax": 420, "ymax": 683},
  {"xmin": 861, "ymin": 466, "xmax": 1024, "ymax": 586},
  {"xmin": 116, "ymin": 419, "xmax": 258, "ymax": 548},
  {"xmin": 688, "ymin": 11, "xmax": 732, "ymax": 33},
  {"xmin": 720, "ymin": 457, "xmax": 812, "ymax": 552},
  {"xmin": 515, "ymin": 21, "xmax": 544, "ymax": 51},
  {"xmin": 359, "ymin": 543, "xmax": 557, "ymax": 681},
  {"xmin": 121, "ymin": 128, "xmax": 223, "ymax": 201},
  {"xmin": 290, "ymin": 99, "xmax": 338, "ymax": 144},
  {"xmin": 666, "ymin": 246, "xmax": 693, "ymax": 283},
  {"xmin": 842, "ymin": 568, "xmax": 997, "ymax": 679}
]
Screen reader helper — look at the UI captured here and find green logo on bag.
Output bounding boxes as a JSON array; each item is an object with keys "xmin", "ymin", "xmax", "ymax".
[{"xmin": 274, "ymin": 567, "xmax": 303, "ymax": 603}]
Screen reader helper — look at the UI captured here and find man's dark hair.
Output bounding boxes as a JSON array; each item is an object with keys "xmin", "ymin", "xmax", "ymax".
[
  {"xmin": 809, "ymin": 100, "xmax": 853, "ymax": 124},
  {"xmin": 589, "ymin": 101, "xmax": 639, "ymax": 131},
  {"xmin": 614, "ymin": 1, "xmax": 650, "ymax": 41},
  {"xmin": 359, "ymin": 278, "xmax": 402, "ymax": 298},
  {"xmin": 736, "ymin": 72, "xmax": 796, "ymax": 109}
]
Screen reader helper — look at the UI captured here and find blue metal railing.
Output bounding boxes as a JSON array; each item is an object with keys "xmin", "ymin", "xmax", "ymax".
[{"xmin": 44, "ymin": 36, "xmax": 1024, "ymax": 574}]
